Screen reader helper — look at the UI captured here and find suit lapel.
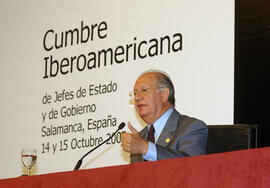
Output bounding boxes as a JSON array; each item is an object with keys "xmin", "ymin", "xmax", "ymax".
[
  {"xmin": 140, "ymin": 126, "xmax": 148, "ymax": 140},
  {"xmin": 156, "ymin": 109, "xmax": 180, "ymax": 147}
]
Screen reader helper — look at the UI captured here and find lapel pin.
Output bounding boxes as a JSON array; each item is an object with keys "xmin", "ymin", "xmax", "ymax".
[{"xmin": 166, "ymin": 138, "xmax": 170, "ymax": 143}]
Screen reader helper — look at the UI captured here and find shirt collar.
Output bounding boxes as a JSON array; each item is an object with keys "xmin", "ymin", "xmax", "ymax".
[{"xmin": 149, "ymin": 107, "xmax": 174, "ymax": 142}]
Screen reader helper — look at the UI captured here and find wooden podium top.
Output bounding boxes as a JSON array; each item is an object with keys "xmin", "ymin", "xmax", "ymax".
[{"xmin": 1, "ymin": 147, "xmax": 270, "ymax": 188}]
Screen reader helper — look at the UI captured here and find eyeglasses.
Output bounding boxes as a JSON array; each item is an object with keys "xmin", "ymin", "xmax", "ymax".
[{"xmin": 129, "ymin": 87, "xmax": 164, "ymax": 97}]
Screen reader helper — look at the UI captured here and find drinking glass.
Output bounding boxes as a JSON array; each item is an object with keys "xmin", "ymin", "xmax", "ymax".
[{"xmin": 21, "ymin": 149, "xmax": 37, "ymax": 176}]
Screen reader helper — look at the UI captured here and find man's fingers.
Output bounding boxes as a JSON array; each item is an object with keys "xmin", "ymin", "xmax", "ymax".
[
  {"xmin": 121, "ymin": 122, "xmax": 144, "ymax": 154},
  {"xmin": 122, "ymin": 145, "xmax": 130, "ymax": 153},
  {"xmin": 121, "ymin": 132, "xmax": 131, "ymax": 144},
  {"xmin": 128, "ymin": 122, "xmax": 138, "ymax": 134},
  {"xmin": 121, "ymin": 138, "xmax": 131, "ymax": 153}
]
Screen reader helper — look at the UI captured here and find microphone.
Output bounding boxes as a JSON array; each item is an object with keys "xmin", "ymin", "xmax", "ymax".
[{"xmin": 73, "ymin": 122, "xmax": 125, "ymax": 170}]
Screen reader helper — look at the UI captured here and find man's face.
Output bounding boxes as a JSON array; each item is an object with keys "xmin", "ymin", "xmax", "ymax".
[{"xmin": 133, "ymin": 73, "xmax": 165, "ymax": 124}]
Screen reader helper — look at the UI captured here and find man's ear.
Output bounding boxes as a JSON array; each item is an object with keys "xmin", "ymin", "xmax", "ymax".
[{"xmin": 161, "ymin": 88, "xmax": 170, "ymax": 102}]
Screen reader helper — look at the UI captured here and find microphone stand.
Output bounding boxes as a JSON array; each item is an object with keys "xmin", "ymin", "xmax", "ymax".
[{"xmin": 73, "ymin": 122, "xmax": 125, "ymax": 170}]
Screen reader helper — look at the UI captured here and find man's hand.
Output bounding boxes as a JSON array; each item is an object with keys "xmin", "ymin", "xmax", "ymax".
[{"xmin": 121, "ymin": 122, "xmax": 149, "ymax": 154}]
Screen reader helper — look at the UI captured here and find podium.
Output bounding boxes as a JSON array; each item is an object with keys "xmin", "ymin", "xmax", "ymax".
[{"xmin": 1, "ymin": 147, "xmax": 270, "ymax": 188}]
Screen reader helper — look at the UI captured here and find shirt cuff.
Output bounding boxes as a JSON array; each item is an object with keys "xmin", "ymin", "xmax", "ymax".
[{"xmin": 142, "ymin": 142, "xmax": 157, "ymax": 161}]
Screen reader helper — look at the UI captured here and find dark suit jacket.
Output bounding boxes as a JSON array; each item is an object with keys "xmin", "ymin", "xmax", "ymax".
[{"xmin": 130, "ymin": 109, "xmax": 208, "ymax": 163}]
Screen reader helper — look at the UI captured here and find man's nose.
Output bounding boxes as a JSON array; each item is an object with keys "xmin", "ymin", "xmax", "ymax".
[{"xmin": 134, "ymin": 92, "xmax": 143, "ymax": 101}]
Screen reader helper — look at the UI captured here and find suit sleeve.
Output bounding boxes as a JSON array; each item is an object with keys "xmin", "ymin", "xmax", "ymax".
[{"xmin": 156, "ymin": 120, "xmax": 208, "ymax": 160}]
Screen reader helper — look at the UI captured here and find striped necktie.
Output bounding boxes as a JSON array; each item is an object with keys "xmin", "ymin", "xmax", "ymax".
[{"xmin": 147, "ymin": 124, "xmax": 155, "ymax": 143}]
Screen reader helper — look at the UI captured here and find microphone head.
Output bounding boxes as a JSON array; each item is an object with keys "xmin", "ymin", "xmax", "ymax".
[{"xmin": 118, "ymin": 122, "xmax": 125, "ymax": 130}]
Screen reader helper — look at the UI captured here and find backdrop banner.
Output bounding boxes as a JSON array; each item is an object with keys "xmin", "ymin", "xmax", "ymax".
[{"xmin": 0, "ymin": 0, "xmax": 234, "ymax": 179}]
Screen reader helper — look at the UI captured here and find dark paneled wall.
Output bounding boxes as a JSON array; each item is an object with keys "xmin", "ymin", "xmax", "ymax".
[{"xmin": 235, "ymin": 0, "xmax": 270, "ymax": 146}]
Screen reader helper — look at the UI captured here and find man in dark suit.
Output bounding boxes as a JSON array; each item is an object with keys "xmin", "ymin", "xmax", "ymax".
[{"xmin": 121, "ymin": 70, "xmax": 208, "ymax": 163}]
